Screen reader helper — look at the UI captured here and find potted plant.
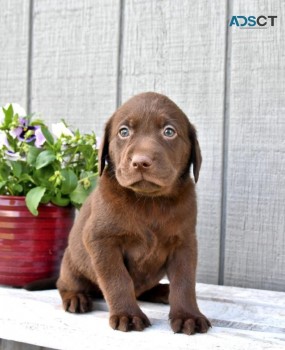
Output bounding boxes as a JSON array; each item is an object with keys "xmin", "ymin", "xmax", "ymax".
[{"xmin": 0, "ymin": 104, "xmax": 98, "ymax": 286}]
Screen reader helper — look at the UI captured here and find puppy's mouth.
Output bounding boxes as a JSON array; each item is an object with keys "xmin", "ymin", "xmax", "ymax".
[
  {"xmin": 116, "ymin": 168, "xmax": 176, "ymax": 196},
  {"xmin": 129, "ymin": 180, "xmax": 162, "ymax": 194}
]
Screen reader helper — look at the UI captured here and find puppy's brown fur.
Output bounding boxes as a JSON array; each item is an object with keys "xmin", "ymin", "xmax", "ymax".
[{"xmin": 57, "ymin": 92, "xmax": 210, "ymax": 335}]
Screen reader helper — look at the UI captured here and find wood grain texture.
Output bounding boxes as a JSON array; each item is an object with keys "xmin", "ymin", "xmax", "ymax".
[
  {"xmin": 0, "ymin": 286, "xmax": 285, "ymax": 350},
  {"xmin": 0, "ymin": 339, "xmax": 49, "ymax": 350},
  {"xmin": 224, "ymin": 1, "xmax": 285, "ymax": 291},
  {"xmin": 0, "ymin": 0, "xmax": 29, "ymax": 108},
  {"xmin": 121, "ymin": 0, "xmax": 227, "ymax": 284},
  {"xmin": 31, "ymin": 0, "xmax": 120, "ymax": 136}
]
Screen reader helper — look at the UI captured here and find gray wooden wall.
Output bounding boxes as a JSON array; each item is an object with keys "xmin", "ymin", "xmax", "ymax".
[{"xmin": 0, "ymin": 0, "xmax": 284, "ymax": 292}]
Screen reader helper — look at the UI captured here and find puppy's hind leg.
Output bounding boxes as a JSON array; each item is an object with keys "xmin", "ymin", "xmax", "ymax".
[{"xmin": 138, "ymin": 283, "xmax": 169, "ymax": 304}]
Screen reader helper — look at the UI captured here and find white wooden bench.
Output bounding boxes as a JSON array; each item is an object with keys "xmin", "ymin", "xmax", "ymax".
[{"xmin": 0, "ymin": 284, "xmax": 284, "ymax": 350}]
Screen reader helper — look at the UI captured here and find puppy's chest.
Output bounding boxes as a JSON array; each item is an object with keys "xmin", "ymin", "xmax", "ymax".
[{"xmin": 122, "ymin": 222, "xmax": 179, "ymax": 270}]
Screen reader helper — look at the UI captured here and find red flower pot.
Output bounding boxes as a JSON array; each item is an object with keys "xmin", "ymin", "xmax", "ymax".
[{"xmin": 0, "ymin": 196, "xmax": 75, "ymax": 287}]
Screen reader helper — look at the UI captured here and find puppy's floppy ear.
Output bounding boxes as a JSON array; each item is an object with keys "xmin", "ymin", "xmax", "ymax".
[
  {"xmin": 189, "ymin": 126, "xmax": 202, "ymax": 183},
  {"xmin": 99, "ymin": 120, "xmax": 111, "ymax": 176}
]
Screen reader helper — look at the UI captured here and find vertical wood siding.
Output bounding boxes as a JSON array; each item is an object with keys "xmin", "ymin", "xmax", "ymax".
[
  {"xmin": 0, "ymin": 0, "xmax": 30, "ymax": 108},
  {"xmin": 224, "ymin": 0, "xmax": 285, "ymax": 291},
  {"xmin": 32, "ymin": 0, "xmax": 120, "ymax": 133},
  {"xmin": 121, "ymin": 0, "xmax": 227, "ymax": 284},
  {"xmin": 0, "ymin": 0, "xmax": 284, "ymax": 292}
]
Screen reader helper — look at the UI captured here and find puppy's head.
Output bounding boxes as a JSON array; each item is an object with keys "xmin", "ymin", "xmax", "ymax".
[{"xmin": 99, "ymin": 92, "xmax": 201, "ymax": 196}]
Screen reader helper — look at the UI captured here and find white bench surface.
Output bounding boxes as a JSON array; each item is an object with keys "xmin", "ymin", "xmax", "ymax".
[{"xmin": 0, "ymin": 283, "xmax": 285, "ymax": 350}]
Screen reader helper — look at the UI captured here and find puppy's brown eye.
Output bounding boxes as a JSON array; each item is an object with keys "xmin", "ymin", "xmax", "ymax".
[
  {"xmin": 163, "ymin": 126, "xmax": 176, "ymax": 138},
  {"xmin": 119, "ymin": 127, "xmax": 130, "ymax": 138}
]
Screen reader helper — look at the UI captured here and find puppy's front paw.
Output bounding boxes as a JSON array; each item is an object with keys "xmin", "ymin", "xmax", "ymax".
[
  {"xmin": 170, "ymin": 313, "xmax": 211, "ymax": 335},
  {"xmin": 109, "ymin": 312, "xmax": 151, "ymax": 332},
  {"xmin": 61, "ymin": 291, "xmax": 92, "ymax": 313}
]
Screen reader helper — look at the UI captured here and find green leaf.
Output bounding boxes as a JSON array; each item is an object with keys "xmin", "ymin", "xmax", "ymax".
[
  {"xmin": 34, "ymin": 166, "xmax": 54, "ymax": 187},
  {"xmin": 12, "ymin": 183, "xmax": 23, "ymax": 194},
  {"xmin": 0, "ymin": 181, "xmax": 6, "ymax": 190},
  {"xmin": 18, "ymin": 173, "xmax": 35, "ymax": 184},
  {"xmin": 30, "ymin": 119, "xmax": 45, "ymax": 126},
  {"xmin": 0, "ymin": 163, "xmax": 11, "ymax": 179},
  {"xmin": 51, "ymin": 192, "xmax": 70, "ymax": 207},
  {"xmin": 25, "ymin": 186, "xmax": 46, "ymax": 216},
  {"xmin": 70, "ymin": 181, "xmax": 95, "ymax": 207},
  {"xmin": 36, "ymin": 150, "xmax": 56, "ymax": 169},
  {"xmin": 70, "ymin": 183, "xmax": 88, "ymax": 206},
  {"xmin": 3, "ymin": 105, "xmax": 13, "ymax": 127},
  {"xmin": 60, "ymin": 169, "xmax": 78, "ymax": 195},
  {"xmin": 40, "ymin": 193, "xmax": 52, "ymax": 204},
  {"xmin": 41, "ymin": 126, "xmax": 54, "ymax": 145},
  {"xmin": 90, "ymin": 176, "xmax": 97, "ymax": 189},
  {"xmin": 10, "ymin": 161, "xmax": 22, "ymax": 177},
  {"xmin": 27, "ymin": 147, "xmax": 42, "ymax": 165}
]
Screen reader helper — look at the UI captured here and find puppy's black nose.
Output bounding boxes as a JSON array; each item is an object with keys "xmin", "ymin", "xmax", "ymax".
[{"xmin": 132, "ymin": 155, "xmax": 153, "ymax": 169}]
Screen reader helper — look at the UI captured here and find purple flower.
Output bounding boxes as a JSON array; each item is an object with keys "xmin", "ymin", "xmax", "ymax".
[
  {"xmin": 0, "ymin": 131, "xmax": 10, "ymax": 149},
  {"xmin": 10, "ymin": 118, "xmax": 46, "ymax": 148},
  {"xmin": 34, "ymin": 127, "xmax": 46, "ymax": 148},
  {"xmin": 5, "ymin": 150, "xmax": 24, "ymax": 161},
  {"xmin": 10, "ymin": 118, "xmax": 34, "ymax": 142}
]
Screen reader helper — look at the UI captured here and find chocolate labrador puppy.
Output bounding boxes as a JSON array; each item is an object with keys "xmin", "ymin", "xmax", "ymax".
[{"xmin": 57, "ymin": 92, "xmax": 211, "ymax": 335}]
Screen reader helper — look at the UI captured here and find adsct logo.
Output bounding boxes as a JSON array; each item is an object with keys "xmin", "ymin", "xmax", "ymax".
[{"xmin": 229, "ymin": 15, "xmax": 277, "ymax": 29}]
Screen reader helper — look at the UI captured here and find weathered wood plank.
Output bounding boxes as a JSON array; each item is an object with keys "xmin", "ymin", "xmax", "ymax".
[
  {"xmin": 31, "ymin": 0, "xmax": 120, "ymax": 135},
  {"xmin": 121, "ymin": 0, "xmax": 227, "ymax": 284},
  {"xmin": 0, "ymin": 286, "xmax": 284, "ymax": 350},
  {"xmin": 0, "ymin": 339, "xmax": 50, "ymax": 350},
  {"xmin": 197, "ymin": 283, "xmax": 285, "ymax": 308},
  {"xmin": 0, "ymin": 0, "xmax": 30, "ymax": 108},
  {"xmin": 224, "ymin": 0, "xmax": 285, "ymax": 291}
]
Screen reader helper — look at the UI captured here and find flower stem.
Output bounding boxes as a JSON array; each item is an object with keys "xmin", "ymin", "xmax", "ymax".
[{"xmin": 78, "ymin": 173, "xmax": 98, "ymax": 183}]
